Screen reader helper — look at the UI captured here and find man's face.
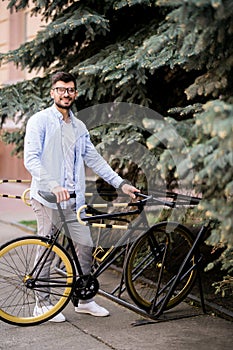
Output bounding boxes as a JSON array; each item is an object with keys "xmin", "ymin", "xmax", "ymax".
[{"xmin": 50, "ymin": 80, "xmax": 78, "ymax": 110}]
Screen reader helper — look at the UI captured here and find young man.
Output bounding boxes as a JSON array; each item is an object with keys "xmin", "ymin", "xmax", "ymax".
[{"xmin": 24, "ymin": 71, "xmax": 139, "ymax": 322}]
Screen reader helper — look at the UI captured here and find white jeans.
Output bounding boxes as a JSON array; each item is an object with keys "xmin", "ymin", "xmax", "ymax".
[{"xmin": 31, "ymin": 198, "xmax": 93, "ymax": 304}]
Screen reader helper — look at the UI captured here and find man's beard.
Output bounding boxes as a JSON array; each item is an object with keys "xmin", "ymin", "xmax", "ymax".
[{"xmin": 55, "ymin": 99, "xmax": 74, "ymax": 110}]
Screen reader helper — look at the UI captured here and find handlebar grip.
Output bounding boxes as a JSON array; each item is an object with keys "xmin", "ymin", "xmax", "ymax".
[{"xmin": 134, "ymin": 192, "xmax": 149, "ymax": 199}]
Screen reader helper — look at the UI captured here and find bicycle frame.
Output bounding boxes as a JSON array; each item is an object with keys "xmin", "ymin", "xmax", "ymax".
[
  {"xmin": 29, "ymin": 193, "xmax": 151, "ymax": 307},
  {"xmin": 54, "ymin": 194, "xmax": 150, "ymax": 280}
]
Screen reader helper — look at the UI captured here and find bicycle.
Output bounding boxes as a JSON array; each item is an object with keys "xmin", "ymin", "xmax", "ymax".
[{"xmin": 0, "ymin": 190, "xmax": 206, "ymax": 326}]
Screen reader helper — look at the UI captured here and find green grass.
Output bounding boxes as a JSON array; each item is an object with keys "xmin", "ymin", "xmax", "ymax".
[{"xmin": 19, "ymin": 220, "xmax": 37, "ymax": 230}]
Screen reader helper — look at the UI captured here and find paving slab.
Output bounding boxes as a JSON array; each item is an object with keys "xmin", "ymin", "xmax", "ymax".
[{"xmin": 0, "ymin": 293, "xmax": 232, "ymax": 350}]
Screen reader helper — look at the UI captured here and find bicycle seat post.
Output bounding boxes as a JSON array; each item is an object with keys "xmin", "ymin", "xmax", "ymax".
[
  {"xmin": 56, "ymin": 202, "xmax": 66, "ymax": 221},
  {"xmin": 56, "ymin": 202, "xmax": 71, "ymax": 240}
]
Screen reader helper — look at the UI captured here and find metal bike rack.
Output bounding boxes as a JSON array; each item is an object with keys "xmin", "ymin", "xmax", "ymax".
[{"xmin": 97, "ymin": 223, "xmax": 209, "ymax": 326}]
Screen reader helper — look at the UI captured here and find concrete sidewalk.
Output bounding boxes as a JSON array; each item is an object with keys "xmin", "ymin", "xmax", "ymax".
[
  {"xmin": 0, "ymin": 262, "xmax": 232, "ymax": 350},
  {"xmin": 0, "ymin": 184, "xmax": 232, "ymax": 350}
]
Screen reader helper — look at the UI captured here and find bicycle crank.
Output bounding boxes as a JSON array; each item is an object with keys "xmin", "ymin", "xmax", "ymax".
[{"xmin": 72, "ymin": 275, "xmax": 99, "ymax": 302}]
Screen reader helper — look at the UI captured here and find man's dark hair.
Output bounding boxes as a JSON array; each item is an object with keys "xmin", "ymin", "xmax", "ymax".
[{"xmin": 51, "ymin": 71, "xmax": 77, "ymax": 89}]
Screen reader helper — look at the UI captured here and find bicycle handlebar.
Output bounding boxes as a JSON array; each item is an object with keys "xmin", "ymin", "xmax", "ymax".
[
  {"xmin": 134, "ymin": 192, "xmax": 175, "ymax": 208},
  {"xmin": 38, "ymin": 190, "xmax": 201, "ymax": 229}
]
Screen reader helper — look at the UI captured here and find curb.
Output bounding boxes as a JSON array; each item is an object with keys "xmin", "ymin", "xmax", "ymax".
[
  {"xmin": 0, "ymin": 219, "xmax": 36, "ymax": 234},
  {"xmin": 110, "ymin": 265, "xmax": 233, "ymax": 323},
  {"xmin": 187, "ymin": 293, "xmax": 233, "ymax": 322}
]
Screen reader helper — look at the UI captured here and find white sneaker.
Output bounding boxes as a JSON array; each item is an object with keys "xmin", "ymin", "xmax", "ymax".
[
  {"xmin": 33, "ymin": 304, "xmax": 66, "ymax": 323},
  {"xmin": 75, "ymin": 301, "xmax": 109, "ymax": 317}
]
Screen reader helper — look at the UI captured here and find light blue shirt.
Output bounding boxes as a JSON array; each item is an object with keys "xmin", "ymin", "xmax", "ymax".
[{"xmin": 24, "ymin": 105, "xmax": 123, "ymax": 209}]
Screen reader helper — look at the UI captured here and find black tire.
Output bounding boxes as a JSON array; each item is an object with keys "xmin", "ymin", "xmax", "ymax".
[
  {"xmin": 124, "ymin": 222, "xmax": 197, "ymax": 312},
  {"xmin": 0, "ymin": 236, "xmax": 75, "ymax": 326}
]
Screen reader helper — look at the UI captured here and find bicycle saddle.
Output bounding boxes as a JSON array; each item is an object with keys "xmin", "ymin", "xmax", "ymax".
[
  {"xmin": 38, "ymin": 191, "xmax": 76, "ymax": 203},
  {"xmin": 38, "ymin": 191, "xmax": 57, "ymax": 203}
]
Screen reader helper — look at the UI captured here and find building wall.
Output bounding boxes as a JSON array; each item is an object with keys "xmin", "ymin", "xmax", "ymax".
[
  {"xmin": 0, "ymin": 131, "xmax": 31, "ymax": 180},
  {"xmin": 0, "ymin": 3, "xmax": 44, "ymax": 180},
  {"xmin": 0, "ymin": 3, "xmax": 44, "ymax": 85}
]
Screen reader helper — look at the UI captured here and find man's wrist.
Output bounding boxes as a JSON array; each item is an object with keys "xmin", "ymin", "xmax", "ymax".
[{"xmin": 118, "ymin": 179, "xmax": 132, "ymax": 189}]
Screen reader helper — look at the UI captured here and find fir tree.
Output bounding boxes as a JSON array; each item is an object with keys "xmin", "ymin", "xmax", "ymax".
[{"xmin": 0, "ymin": 0, "xmax": 232, "ymax": 292}]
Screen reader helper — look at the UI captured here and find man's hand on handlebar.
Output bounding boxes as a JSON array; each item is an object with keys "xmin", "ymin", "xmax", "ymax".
[
  {"xmin": 52, "ymin": 186, "xmax": 70, "ymax": 203},
  {"xmin": 121, "ymin": 183, "xmax": 140, "ymax": 199}
]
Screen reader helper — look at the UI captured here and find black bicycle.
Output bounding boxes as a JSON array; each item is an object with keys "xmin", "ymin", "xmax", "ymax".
[{"xmin": 0, "ymin": 190, "xmax": 206, "ymax": 326}]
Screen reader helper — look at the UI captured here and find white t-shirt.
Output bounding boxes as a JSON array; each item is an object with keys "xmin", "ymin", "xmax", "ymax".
[{"xmin": 61, "ymin": 120, "xmax": 75, "ymax": 193}]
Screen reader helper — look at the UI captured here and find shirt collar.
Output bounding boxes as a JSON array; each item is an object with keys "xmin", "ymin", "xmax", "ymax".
[{"xmin": 51, "ymin": 104, "xmax": 75, "ymax": 125}]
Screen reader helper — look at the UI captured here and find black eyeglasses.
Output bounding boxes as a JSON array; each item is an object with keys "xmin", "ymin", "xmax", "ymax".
[{"xmin": 52, "ymin": 87, "xmax": 76, "ymax": 95}]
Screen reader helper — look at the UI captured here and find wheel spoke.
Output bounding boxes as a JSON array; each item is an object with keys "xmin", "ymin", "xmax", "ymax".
[
  {"xmin": 0, "ymin": 236, "xmax": 75, "ymax": 326},
  {"xmin": 125, "ymin": 223, "xmax": 196, "ymax": 312}
]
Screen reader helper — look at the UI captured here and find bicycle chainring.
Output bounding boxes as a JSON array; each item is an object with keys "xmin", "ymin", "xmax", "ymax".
[{"xmin": 74, "ymin": 275, "xmax": 99, "ymax": 300}]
